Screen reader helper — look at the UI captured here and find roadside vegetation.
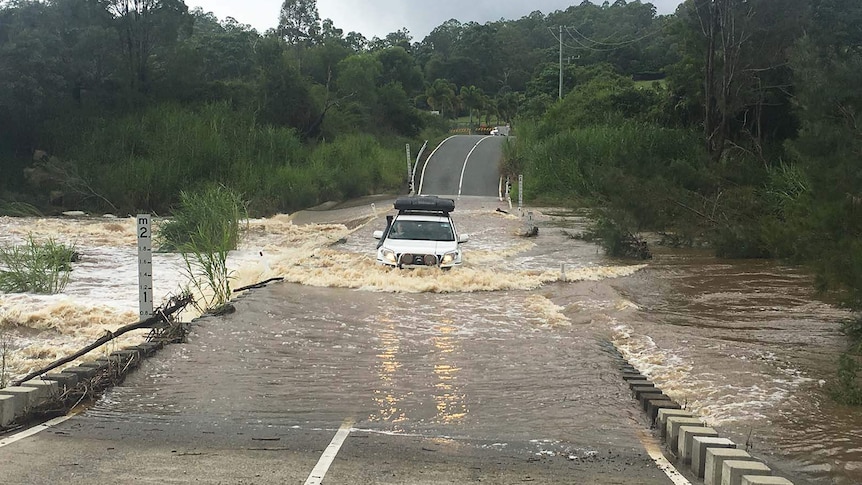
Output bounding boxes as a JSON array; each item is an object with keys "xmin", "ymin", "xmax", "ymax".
[
  {"xmin": 159, "ymin": 185, "xmax": 247, "ymax": 313},
  {"xmin": 0, "ymin": 236, "xmax": 77, "ymax": 294},
  {"xmin": 0, "ymin": 0, "xmax": 860, "ymax": 400}
]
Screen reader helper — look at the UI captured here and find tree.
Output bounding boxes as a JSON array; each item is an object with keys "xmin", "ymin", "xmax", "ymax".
[
  {"xmin": 277, "ymin": 0, "xmax": 320, "ymax": 45},
  {"xmin": 376, "ymin": 46, "xmax": 424, "ymax": 95},
  {"xmin": 496, "ymin": 90, "xmax": 522, "ymax": 124},
  {"xmin": 255, "ymin": 36, "xmax": 317, "ymax": 134},
  {"xmin": 108, "ymin": 0, "xmax": 192, "ymax": 96},
  {"xmin": 369, "ymin": 28, "xmax": 412, "ymax": 52},
  {"xmin": 675, "ymin": 0, "xmax": 806, "ymax": 162},
  {"xmin": 425, "ymin": 79, "xmax": 458, "ymax": 118},
  {"xmin": 459, "ymin": 85, "xmax": 485, "ymax": 126}
]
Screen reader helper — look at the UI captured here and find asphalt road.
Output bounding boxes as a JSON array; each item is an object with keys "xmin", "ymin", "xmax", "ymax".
[
  {"xmin": 0, "ymin": 284, "xmax": 674, "ymax": 485},
  {"xmin": 418, "ymin": 135, "xmax": 506, "ymax": 197}
]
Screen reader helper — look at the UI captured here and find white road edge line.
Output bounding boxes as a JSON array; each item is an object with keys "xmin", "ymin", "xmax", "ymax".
[
  {"xmin": 304, "ymin": 419, "xmax": 354, "ymax": 485},
  {"xmin": 417, "ymin": 135, "xmax": 457, "ymax": 195},
  {"xmin": 0, "ymin": 414, "xmax": 76, "ymax": 449},
  {"xmin": 637, "ymin": 430, "xmax": 692, "ymax": 485},
  {"xmin": 457, "ymin": 136, "xmax": 492, "ymax": 198}
]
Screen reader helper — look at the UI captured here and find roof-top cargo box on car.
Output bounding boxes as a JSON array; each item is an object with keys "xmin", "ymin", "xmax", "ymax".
[{"xmin": 394, "ymin": 196, "xmax": 455, "ymax": 213}]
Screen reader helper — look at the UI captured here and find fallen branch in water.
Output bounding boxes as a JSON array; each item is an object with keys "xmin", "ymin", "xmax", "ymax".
[
  {"xmin": 12, "ymin": 295, "xmax": 193, "ymax": 386},
  {"xmin": 233, "ymin": 277, "xmax": 284, "ymax": 293}
]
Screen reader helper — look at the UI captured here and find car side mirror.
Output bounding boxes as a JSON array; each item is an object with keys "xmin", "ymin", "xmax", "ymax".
[
  {"xmin": 373, "ymin": 230, "xmax": 384, "ymax": 240},
  {"xmin": 459, "ymin": 234, "xmax": 470, "ymax": 243}
]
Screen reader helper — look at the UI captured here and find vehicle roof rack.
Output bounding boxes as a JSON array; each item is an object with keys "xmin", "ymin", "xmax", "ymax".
[{"xmin": 394, "ymin": 196, "xmax": 455, "ymax": 213}]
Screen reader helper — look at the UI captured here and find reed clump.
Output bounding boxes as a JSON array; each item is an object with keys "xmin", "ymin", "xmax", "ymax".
[
  {"xmin": 159, "ymin": 185, "xmax": 247, "ymax": 313},
  {"xmin": 0, "ymin": 235, "xmax": 76, "ymax": 294}
]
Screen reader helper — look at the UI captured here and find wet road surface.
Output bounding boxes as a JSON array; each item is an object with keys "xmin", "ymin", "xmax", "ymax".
[{"xmin": 0, "ymin": 281, "xmax": 673, "ymax": 484}]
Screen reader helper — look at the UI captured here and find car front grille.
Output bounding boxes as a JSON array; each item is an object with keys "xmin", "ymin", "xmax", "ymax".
[{"xmin": 399, "ymin": 253, "xmax": 438, "ymax": 266}]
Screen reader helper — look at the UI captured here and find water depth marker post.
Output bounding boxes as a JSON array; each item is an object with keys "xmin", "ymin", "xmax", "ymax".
[{"xmin": 137, "ymin": 214, "xmax": 154, "ymax": 321}]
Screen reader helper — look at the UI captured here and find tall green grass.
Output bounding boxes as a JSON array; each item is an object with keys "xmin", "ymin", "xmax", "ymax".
[
  {"xmin": 48, "ymin": 102, "xmax": 408, "ymax": 216},
  {"xmin": 0, "ymin": 235, "xmax": 76, "ymax": 294},
  {"xmin": 509, "ymin": 120, "xmax": 706, "ymax": 204},
  {"xmin": 158, "ymin": 184, "xmax": 248, "ymax": 252},
  {"xmin": 159, "ymin": 185, "xmax": 247, "ymax": 312},
  {"xmin": 0, "ymin": 201, "xmax": 43, "ymax": 217}
]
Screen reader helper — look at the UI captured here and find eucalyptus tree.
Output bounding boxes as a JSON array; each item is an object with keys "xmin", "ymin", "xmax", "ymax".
[
  {"xmin": 107, "ymin": 0, "xmax": 192, "ymax": 96},
  {"xmin": 672, "ymin": 0, "xmax": 807, "ymax": 162},
  {"xmin": 277, "ymin": 0, "xmax": 320, "ymax": 45},
  {"xmin": 786, "ymin": 0, "xmax": 862, "ymax": 292},
  {"xmin": 369, "ymin": 28, "xmax": 412, "ymax": 53}
]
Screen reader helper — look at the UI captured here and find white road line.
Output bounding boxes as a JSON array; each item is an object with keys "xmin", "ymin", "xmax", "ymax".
[
  {"xmin": 0, "ymin": 414, "xmax": 75, "ymax": 449},
  {"xmin": 304, "ymin": 420, "xmax": 354, "ymax": 485},
  {"xmin": 458, "ymin": 136, "xmax": 492, "ymax": 198},
  {"xmin": 417, "ymin": 135, "xmax": 457, "ymax": 195},
  {"xmin": 637, "ymin": 430, "xmax": 692, "ymax": 485}
]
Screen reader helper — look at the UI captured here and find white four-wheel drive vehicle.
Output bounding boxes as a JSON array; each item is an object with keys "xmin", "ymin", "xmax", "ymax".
[{"xmin": 373, "ymin": 196, "xmax": 468, "ymax": 269}]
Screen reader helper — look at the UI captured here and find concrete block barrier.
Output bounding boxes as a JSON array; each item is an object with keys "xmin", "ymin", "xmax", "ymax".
[
  {"xmin": 639, "ymin": 392, "xmax": 668, "ymax": 411},
  {"xmin": 657, "ymin": 409, "xmax": 694, "ymax": 439},
  {"xmin": 78, "ymin": 360, "xmax": 110, "ymax": 372},
  {"xmin": 692, "ymin": 437, "xmax": 736, "ymax": 478},
  {"xmin": 624, "ymin": 376, "xmax": 650, "ymax": 386},
  {"xmin": 741, "ymin": 476, "xmax": 794, "ymax": 485},
  {"xmin": 0, "ymin": 395, "xmax": 15, "ymax": 427},
  {"xmin": 110, "ymin": 349, "xmax": 140, "ymax": 365},
  {"xmin": 21, "ymin": 380, "xmax": 59, "ymax": 400},
  {"xmin": 63, "ymin": 366, "xmax": 98, "ymax": 380},
  {"xmin": 705, "ymin": 448, "xmax": 756, "ymax": 485},
  {"xmin": 666, "ymin": 416, "xmax": 705, "ymax": 453},
  {"xmin": 647, "ymin": 399, "xmax": 680, "ymax": 425},
  {"xmin": 678, "ymin": 426, "xmax": 718, "ymax": 464},
  {"xmin": 612, "ymin": 347, "xmax": 794, "ymax": 485},
  {"xmin": 0, "ymin": 386, "xmax": 40, "ymax": 411},
  {"xmin": 631, "ymin": 384, "xmax": 658, "ymax": 400},
  {"xmin": 722, "ymin": 460, "xmax": 770, "ymax": 485},
  {"xmin": 44, "ymin": 372, "xmax": 79, "ymax": 390}
]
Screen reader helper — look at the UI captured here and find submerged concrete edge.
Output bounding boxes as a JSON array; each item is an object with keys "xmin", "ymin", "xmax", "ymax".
[{"xmin": 612, "ymin": 348, "xmax": 796, "ymax": 485}]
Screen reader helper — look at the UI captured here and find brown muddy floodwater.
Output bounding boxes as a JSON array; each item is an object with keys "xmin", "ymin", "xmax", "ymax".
[{"xmin": 0, "ymin": 197, "xmax": 860, "ymax": 484}]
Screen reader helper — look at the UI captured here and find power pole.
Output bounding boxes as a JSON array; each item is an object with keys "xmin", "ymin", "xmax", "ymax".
[{"xmin": 559, "ymin": 25, "xmax": 563, "ymax": 100}]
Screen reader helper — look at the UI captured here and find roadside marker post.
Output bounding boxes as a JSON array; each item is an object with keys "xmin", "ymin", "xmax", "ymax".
[
  {"xmin": 137, "ymin": 214, "xmax": 154, "ymax": 322},
  {"xmin": 518, "ymin": 174, "xmax": 524, "ymax": 212}
]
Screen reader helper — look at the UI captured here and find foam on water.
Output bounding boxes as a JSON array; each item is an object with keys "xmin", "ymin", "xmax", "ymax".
[
  {"xmin": 0, "ymin": 211, "xmax": 644, "ymax": 380},
  {"xmin": 611, "ymin": 322, "xmax": 816, "ymax": 427}
]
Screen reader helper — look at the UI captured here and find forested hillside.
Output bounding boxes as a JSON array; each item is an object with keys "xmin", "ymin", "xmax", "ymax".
[{"xmin": 1, "ymin": 0, "xmax": 862, "ymax": 357}]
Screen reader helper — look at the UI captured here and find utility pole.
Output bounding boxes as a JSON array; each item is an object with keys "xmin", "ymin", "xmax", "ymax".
[{"xmin": 559, "ymin": 25, "xmax": 563, "ymax": 100}]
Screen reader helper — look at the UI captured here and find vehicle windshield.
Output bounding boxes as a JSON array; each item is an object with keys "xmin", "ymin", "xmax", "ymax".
[{"xmin": 388, "ymin": 220, "xmax": 455, "ymax": 242}]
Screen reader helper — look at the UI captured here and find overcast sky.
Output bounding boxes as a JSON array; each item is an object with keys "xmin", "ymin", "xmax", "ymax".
[{"xmin": 185, "ymin": 0, "xmax": 685, "ymax": 40}]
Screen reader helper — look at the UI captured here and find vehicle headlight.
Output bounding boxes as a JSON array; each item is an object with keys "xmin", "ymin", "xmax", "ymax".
[
  {"xmin": 381, "ymin": 248, "xmax": 397, "ymax": 264},
  {"xmin": 441, "ymin": 251, "xmax": 457, "ymax": 265}
]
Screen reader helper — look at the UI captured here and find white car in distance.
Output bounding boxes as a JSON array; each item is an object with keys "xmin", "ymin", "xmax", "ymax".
[{"xmin": 373, "ymin": 196, "xmax": 468, "ymax": 269}]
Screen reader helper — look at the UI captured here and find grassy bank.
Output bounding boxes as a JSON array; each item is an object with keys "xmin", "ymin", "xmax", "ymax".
[{"xmin": 30, "ymin": 102, "xmax": 411, "ymax": 216}]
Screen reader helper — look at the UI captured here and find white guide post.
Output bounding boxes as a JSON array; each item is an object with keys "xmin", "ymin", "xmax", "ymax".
[
  {"xmin": 137, "ymin": 214, "xmax": 154, "ymax": 321},
  {"xmin": 518, "ymin": 174, "xmax": 524, "ymax": 212}
]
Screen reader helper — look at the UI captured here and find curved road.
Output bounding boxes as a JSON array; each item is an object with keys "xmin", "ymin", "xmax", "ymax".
[
  {"xmin": 0, "ymin": 138, "xmax": 681, "ymax": 485},
  {"xmin": 419, "ymin": 135, "xmax": 506, "ymax": 197}
]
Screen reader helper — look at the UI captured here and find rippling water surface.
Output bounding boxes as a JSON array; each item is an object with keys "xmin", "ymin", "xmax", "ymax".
[{"xmin": 1, "ymin": 197, "xmax": 859, "ymax": 484}]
